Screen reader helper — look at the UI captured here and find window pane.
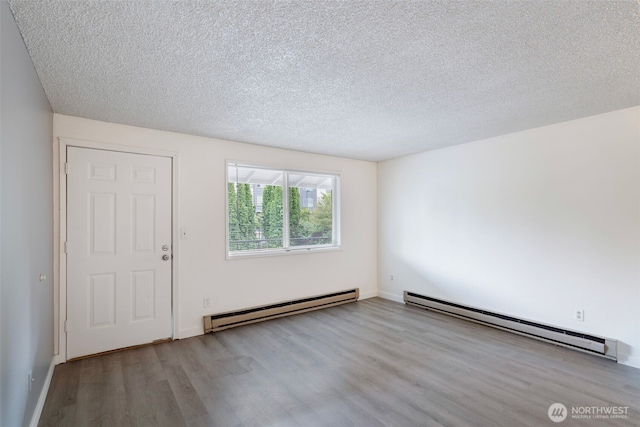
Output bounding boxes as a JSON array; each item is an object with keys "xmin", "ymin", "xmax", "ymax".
[
  {"xmin": 288, "ymin": 173, "xmax": 333, "ymax": 247},
  {"xmin": 228, "ymin": 164, "xmax": 283, "ymax": 252},
  {"xmin": 227, "ymin": 163, "xmax": 338, "ymax": 256}
]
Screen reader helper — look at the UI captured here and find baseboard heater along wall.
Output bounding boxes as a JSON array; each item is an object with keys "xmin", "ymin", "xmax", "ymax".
[
  {"xmin": 404, "ymin": 291, "xmax": 617, "ymax": 361},
  {"xmin": 204, "ymin": 288, "xmax": 359, "ymax": 333}
]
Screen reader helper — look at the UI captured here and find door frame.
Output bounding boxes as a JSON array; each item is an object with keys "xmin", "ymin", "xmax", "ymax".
[{"xmin": 54, "ymin": 137, "xmax": 181, "ymax": 364}]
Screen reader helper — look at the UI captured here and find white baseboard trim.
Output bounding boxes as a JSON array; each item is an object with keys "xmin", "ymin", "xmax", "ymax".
[
  {"xmin": 29, "ymin": 358, "xmax": 55, "ymax": 427},
  {"xmin": 178, "ymin": 326, "xmax": 204, "ymax": 340},
  {"xmin": 377, "ymin": 291, "xmax": 404, "ymax": 303},
  {"xmin": 358, "ymin": 290, "xmax": 378, "ymax": 300}
]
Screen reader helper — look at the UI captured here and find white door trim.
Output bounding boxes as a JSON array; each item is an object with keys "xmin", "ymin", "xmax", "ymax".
[{"xmin": 54, "ymin": 136, "xmax": 180, "ymax": 364}]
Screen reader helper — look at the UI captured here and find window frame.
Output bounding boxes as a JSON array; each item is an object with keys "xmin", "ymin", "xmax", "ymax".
[{"xmin": 226, "ymin": 161, "xmax": 341, "ymax": 259}]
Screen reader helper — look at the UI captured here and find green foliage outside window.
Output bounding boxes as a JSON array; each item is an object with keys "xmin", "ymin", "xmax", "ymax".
[
  {"xmin": 228, "ymin": 183, "xmax": 257, "ymax": 251},
  {"xmin": 229, "ymin": 182, "xmax": 334, "ymax": 252},
  {"xmin": 290, "ymin": 190, "xmax": 332, "ymax": 246},
  {"xmin": 261, "ymin": 185, "xmax": 284, "ymax": 248}
]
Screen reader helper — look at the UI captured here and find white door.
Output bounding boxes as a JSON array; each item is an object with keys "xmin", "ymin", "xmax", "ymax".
[{"xmin": 66, "ymin": 147, "xmax": 173, "ymax": 359}]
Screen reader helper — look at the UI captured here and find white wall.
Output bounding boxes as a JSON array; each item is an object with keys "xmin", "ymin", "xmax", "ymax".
[
  {"xmin": 54, "ymin": 114, "xmax": 378, "ymax": 341},
  {"xmin": 1, "ymin": 1, "xmax": 55, "ymax": 425},
  {"xmin": 378, "ymin": 107, "xmax": 640, "ymax": 368}
]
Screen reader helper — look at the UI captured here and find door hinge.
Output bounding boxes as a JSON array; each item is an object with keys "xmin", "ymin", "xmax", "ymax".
[
  {"xmin": 64, "ymin": 241, "xmax": 68, "ymax": 253},
  {"xmin": 64, "ymin": 162, "xmax": 69, "ymax": 174},
  {"xmin": 64, "ymin": 320, "xmax": 68, "ymax": 333}
]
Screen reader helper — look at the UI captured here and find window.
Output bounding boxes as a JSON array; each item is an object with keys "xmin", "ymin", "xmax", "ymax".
[{"xmin": 227, "ymin": 163, "xmax": 340, "ymax": 256}]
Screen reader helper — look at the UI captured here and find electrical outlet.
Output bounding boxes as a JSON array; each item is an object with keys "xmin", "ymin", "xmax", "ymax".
[
  {"xmin": 574, "ymin": 309, "xmax": 585, "ymax": 322},
  {"xmin": 203, "ymin": 297, "xmax": 211, "ymax": 309},
  {"xmin": 28, "ymin": 371, "xmax": 33, "ymax": 393},
  {"xmin": 390, "ymin": 274, "xmax": 395, "ymax": 282}
]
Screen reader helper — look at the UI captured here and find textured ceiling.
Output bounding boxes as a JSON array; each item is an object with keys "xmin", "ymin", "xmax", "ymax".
[{"xmin": 7, "ymin": 1, "xmax": 640, "ymax": 161}]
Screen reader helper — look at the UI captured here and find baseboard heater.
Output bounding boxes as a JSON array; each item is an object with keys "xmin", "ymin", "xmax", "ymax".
[
  {"xmin": 404, "ymin": 291, "xmax": 617, "ymax": 361},
  {"xmin": 204, "ymin": 288, "xmax": 359, "ymax": 333}
]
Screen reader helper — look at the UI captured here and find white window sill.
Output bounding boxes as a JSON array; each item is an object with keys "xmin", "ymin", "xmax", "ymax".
[{"xmin": 226, "ymin": 245, "xmax": 341, "ymax": 260}]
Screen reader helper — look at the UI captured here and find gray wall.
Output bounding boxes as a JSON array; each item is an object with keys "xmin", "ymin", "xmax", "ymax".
[{"xmin": 1, "ymin": 1, "xmax": 54, "ymax": 426}]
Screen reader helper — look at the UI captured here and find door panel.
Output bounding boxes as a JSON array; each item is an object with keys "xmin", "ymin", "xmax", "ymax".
[
  {"xmin": 132, "ymin": 270, "xmax": 156, "ymax": 321},
  {"xmin": 90, "ymin": 193, "xmax": 116, "ymax": 254},
  {"xmin": 89, "ymin": 273, "xmax": 115, "ymax": 328},
  {"xmin": 67, "ymin": 147, "xmax": 172, "ymax": 359},
  {"xmin": 132, "ymin": 194, "xmax": 156, "ymax": 252}
]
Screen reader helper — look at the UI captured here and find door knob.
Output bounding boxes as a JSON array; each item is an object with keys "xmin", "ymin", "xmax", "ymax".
[{"xmin": 162, "ymin": 254, "xmax": 170, "ymax": 261}]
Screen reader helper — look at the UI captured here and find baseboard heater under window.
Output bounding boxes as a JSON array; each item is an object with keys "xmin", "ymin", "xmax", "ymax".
[
  {"xmin": 204, "ymin": 288, "xmax": 359, "ymax": 333},
  {"xmin": 404, "ymin": 291, "xmax": 617, "ymax": 361}
]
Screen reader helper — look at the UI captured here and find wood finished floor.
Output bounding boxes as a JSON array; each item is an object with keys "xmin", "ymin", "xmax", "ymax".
[{"xmin": 39, "ymin": 298, "xmax": 640, "ymax": 427}]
